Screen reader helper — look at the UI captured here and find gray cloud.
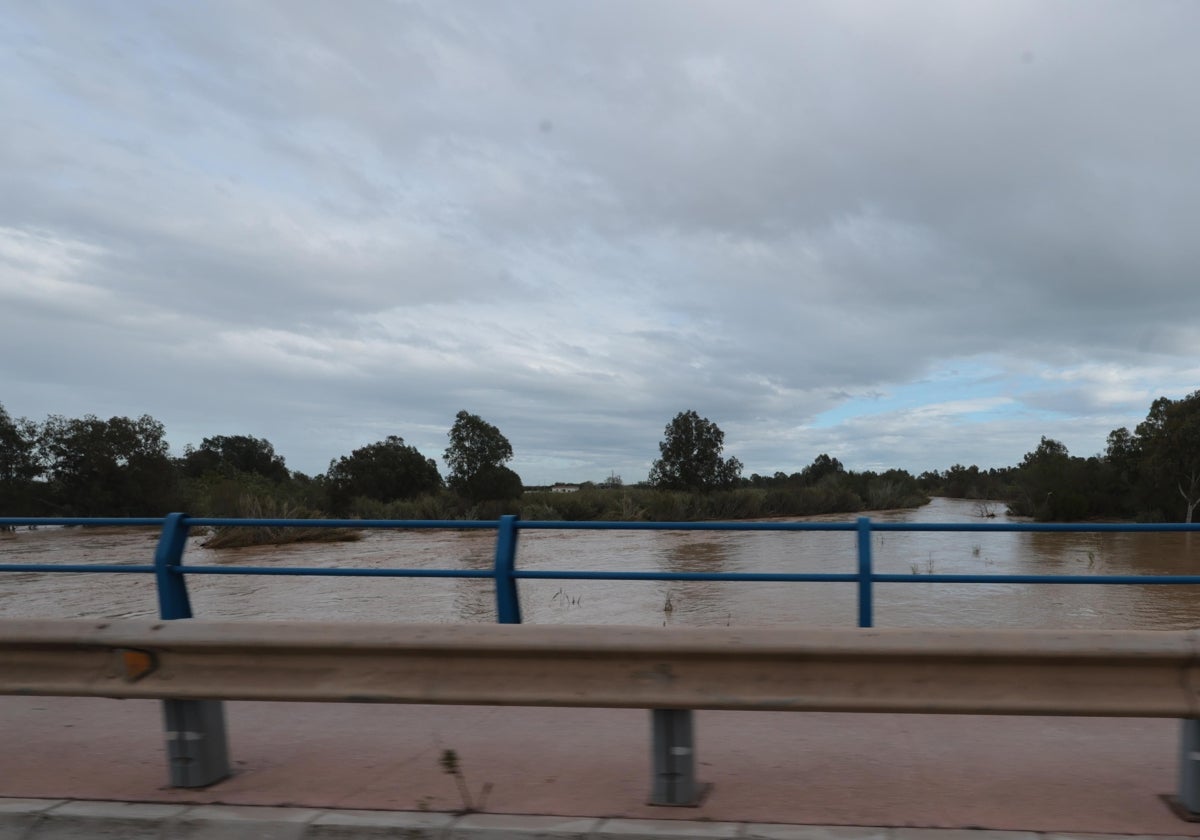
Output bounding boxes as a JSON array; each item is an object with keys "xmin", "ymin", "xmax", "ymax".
[{"xmin": 2, "ymin": 2, "xmax": 1198, "ymax": 483}]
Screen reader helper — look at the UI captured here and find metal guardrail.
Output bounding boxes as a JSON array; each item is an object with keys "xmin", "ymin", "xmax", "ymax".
[
  {"xmin": 5, "ymin": 618, "xmax": 1200, "ymax": 815},
  {"xmin": 5, "ymin": 619, "xmax": 1200, "ymax": 716},
  {"xmin": 4, "ymin": 512, "xmax": 1200, "ymax": 811}
]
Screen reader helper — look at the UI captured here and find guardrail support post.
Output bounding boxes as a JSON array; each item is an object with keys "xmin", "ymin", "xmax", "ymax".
[
  {"xmin": 1173, "ymin": 719, "xmax": 1200, "ymax": 819},
  {"xmin": 649, "ymin": 709, "xmax": 707, "ymax": 806},
  {"xmin": 154, "ymin": 513, "xmax": 231, "ymax": 788},
  {"xmin": 162, "ymin": 696, "xmax": 231, "ymax": 788}
]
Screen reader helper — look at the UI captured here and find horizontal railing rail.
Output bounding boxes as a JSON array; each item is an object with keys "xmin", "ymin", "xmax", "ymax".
[{"xmin": 3, "ymin": 514, "xmax": 1200, "ymax": 631}]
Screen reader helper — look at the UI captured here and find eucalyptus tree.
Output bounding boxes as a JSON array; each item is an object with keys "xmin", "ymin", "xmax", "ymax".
[{"xmin": 1135, "ymin": 392, "xmax": 1200, "ymax": 522}]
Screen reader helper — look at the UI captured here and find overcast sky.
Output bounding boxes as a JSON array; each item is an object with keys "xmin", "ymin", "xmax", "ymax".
[{"xmin": 2, "ymin": 2, "xmax": 1198, "ymax": 485}]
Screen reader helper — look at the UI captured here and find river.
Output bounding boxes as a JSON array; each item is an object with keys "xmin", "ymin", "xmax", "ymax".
[{"xmin": 2, "ymin": 497, "xmax": 1198, "ymax": 630}]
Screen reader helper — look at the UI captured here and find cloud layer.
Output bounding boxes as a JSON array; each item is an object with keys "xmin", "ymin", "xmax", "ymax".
[{"xmin": 2, "ymin": 2, "xmax": 1198, "ymax": 483}]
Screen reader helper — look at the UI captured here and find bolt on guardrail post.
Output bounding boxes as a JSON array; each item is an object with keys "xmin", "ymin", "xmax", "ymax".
[
  {"xmin": 494, "ymin": 515, "xmax": 522, "ymax": 624},
  {"xmin": 153, "ymin": 513, "xmax": 230, "ymax": 788},
  {"xmin": 857, "ymin": 517, "xmax": 874, "ymax": 628},
  {"xmin": 1174, "ymin": 719, "xmax": 1200, "ymax": 818}
]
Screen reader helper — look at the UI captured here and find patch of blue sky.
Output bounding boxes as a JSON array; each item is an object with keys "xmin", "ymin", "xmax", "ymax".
[{"xmin": 809, "ymin": 359, "xmax": 1042, "ymax": 428}]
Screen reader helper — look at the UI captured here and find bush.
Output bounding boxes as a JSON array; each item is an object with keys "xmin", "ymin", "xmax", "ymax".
[
  {"xmin": 866, "ymin": 479, "xmax": 928, "ymax": 510},
  {"xmin": 642, "ymin": 490, "xmax": 694, "ymax": 521},
  {"xmin": 518, "ymin": 501, "xmax": 562, "ymax": 521},
  {"xmin": 201, "ymin": 495, "xmax": 361, "ymax": 548},
  {"xmin": 339, "ymin": 491, "xmax": 463, "ymax": 520}
]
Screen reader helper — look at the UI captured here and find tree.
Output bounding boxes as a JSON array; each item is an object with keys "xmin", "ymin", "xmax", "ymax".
[
  {"xmin": 38, "ymin": 414, "xmax": 178, "ymax": 515},
  {"xmin": 0, "ymin": 403, "xmax": 40, "ymax": 515},
  {"xmin": 648, "ymin": 410, "xmax": 742, "ymax": 492},
  {"xmin": 0, "ymin": 403, "xmax": 38, "ymax": 485},
  {"xmin": 182, "ymin": 434, "xmax": 289, "ymax": 482},
  {"xmin": 1022, "ymin": 436, "xmax": 1070, "ymax": 467},
  {"xmin": 459, "ymin": 464, "xmax": 523, "ymax": 503},
  {"xmin": 1135, "ymin": 392, "xmax": 1200, "ymax": 522},
  {"xmin": 940, "ymin": 464, "xmax": 982, "ymax": 498},
  {"xmin": 1014, "ymin": 436, "xmax": 1086, "ymax": 520},
  {"xmin": 800, "ymin": 453, "xmax": 845, "ymax": 486},
  {"xmin": 1105, "ymin": 427, "xmax": 1139, "ymax": 463},
  {"xmin": 326, "ymin": 435, "xmax": 442, "ymax": 511},
  {"xmin": 1103, "ymin": 426, "xmax": 1141, "ymax": 502},
  {"xmin": 444, "ymin": 411, "xmax": 522, "ymax": 501}
]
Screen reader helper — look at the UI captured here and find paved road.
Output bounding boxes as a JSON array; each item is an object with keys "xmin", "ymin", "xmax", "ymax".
[{"xmin": 1, "ymin": 697, "xmax": 1196, "ymax": 836}]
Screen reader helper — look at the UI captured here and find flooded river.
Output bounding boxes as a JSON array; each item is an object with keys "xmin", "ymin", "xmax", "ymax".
[{"xmin": 2, "ymin": 497, "xmax": 1199, "ymax": 630}]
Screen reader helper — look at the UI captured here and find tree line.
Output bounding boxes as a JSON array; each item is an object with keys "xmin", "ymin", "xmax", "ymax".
[
  {"xmin": 0, "ymin": 407, "xmax": 521, "ymax": 520},
  {"xmin": 2, "ymin": 390, "xmax": 1198, "ymax": 522},
  {"xmin": 629, "ymin": 405, "xmax": 1199, "ymax": 523},
  {"xmin": 917, "ymin": 390, "xmax": 1200, "ymax": 523}
]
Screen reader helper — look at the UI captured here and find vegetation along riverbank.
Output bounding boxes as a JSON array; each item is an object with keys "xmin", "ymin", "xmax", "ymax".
[{"xmin": 2, "ymin": 392, "xmax": 1198, "ymax": 528}]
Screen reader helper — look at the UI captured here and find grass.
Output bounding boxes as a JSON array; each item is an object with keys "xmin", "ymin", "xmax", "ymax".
[
  {"xmin": 910, "ymin": 556, "xmax": 937, "ymax": 575},
  {"xmin": 551, "ymin": 587, "xmax": 583, "ymax": 607}
]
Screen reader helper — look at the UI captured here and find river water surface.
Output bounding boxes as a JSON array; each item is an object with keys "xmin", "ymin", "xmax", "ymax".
[{"xmin": 2, "ymin": 497, "xmax": 1199, "ymax": 630}]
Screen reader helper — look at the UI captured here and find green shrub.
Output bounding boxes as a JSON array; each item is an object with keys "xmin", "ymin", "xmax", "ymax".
[{"xmin": 517, "ymin": 501, "xmax": 562, "ymax": 521}]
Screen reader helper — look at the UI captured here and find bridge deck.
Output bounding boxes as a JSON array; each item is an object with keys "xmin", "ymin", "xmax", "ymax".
[{"xmin": 0, "ymin": 696, "xmax": 1193, "ymax": 835}]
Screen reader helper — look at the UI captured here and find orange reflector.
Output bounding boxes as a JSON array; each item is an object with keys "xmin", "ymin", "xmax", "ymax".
[{"xmin": 118, "ymin": 649, "xmax": 156, "ymax": 682}]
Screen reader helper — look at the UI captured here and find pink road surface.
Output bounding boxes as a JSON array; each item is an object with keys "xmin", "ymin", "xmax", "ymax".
[{"xmin": 0, "ymin": 697, "xmax": 1195, "ymax": 835}]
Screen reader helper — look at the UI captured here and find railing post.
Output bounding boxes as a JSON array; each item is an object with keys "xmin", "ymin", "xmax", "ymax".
[
  {"xmin": 857, "ymin": 517, "xmax": 874, "ymax": 628},
  {"xmin": 154, "ymin": 513, "xmax": 193, "ymax": 620},
  {"xmin": 1175, "ymin": 719, "xmax": 1200, "ymax": 818},
  {"xmin": 494, "ymin": 514, "xmax": 522, "ymax": 624},
  {"xmin": 153, "ymin": 513, "xmax": 230, "ymax": 788}
]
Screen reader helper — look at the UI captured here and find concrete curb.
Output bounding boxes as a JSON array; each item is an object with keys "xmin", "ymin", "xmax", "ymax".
[{"xmin": 0, "ymin": 799, "xmax": 1195, "ymax": 840}]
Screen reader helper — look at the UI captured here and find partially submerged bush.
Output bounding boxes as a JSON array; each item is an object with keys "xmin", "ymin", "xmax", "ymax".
[
  {"xmin": 202, "ymin": 525, "xmax": 362, "ymax": 549},
  {"xmin": 201, "ymin": 495, "xmax": 361, "ymax": 549}
]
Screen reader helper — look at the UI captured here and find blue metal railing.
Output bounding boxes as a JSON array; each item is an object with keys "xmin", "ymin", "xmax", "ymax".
[{"xmin": 4, "ymin": 513, "xmax": 1200, "ymax": 628}]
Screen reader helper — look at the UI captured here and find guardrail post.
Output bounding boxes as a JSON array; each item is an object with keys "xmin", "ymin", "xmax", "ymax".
[
  {"xmin": 857, "ymin": 517, "xmax": 874, "ymax": 628},
  {"xmin": 649, "ymin": 708, "xmax": 706, "ymax": 806},
  {"xmin": 1174, "ymin": 719, "xmax": 1200, "ymax": 818},
  {"xmin": 153, "ymin": 513, "xmax": 230, "ymax": 788},
  {"xmin": 494, "ymin": 515, "xmax": 522, "ymax": 624}
]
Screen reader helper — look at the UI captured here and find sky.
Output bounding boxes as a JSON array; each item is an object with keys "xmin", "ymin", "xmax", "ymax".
[{"xmin": 2, "ymin": 2, "xmax": 1198, "ymax": 486}]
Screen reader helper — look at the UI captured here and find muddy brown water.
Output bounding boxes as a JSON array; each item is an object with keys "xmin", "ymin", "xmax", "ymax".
[{"xmin": 2, "ymin": 497, "xmax": 1198, "ymax": 629}]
